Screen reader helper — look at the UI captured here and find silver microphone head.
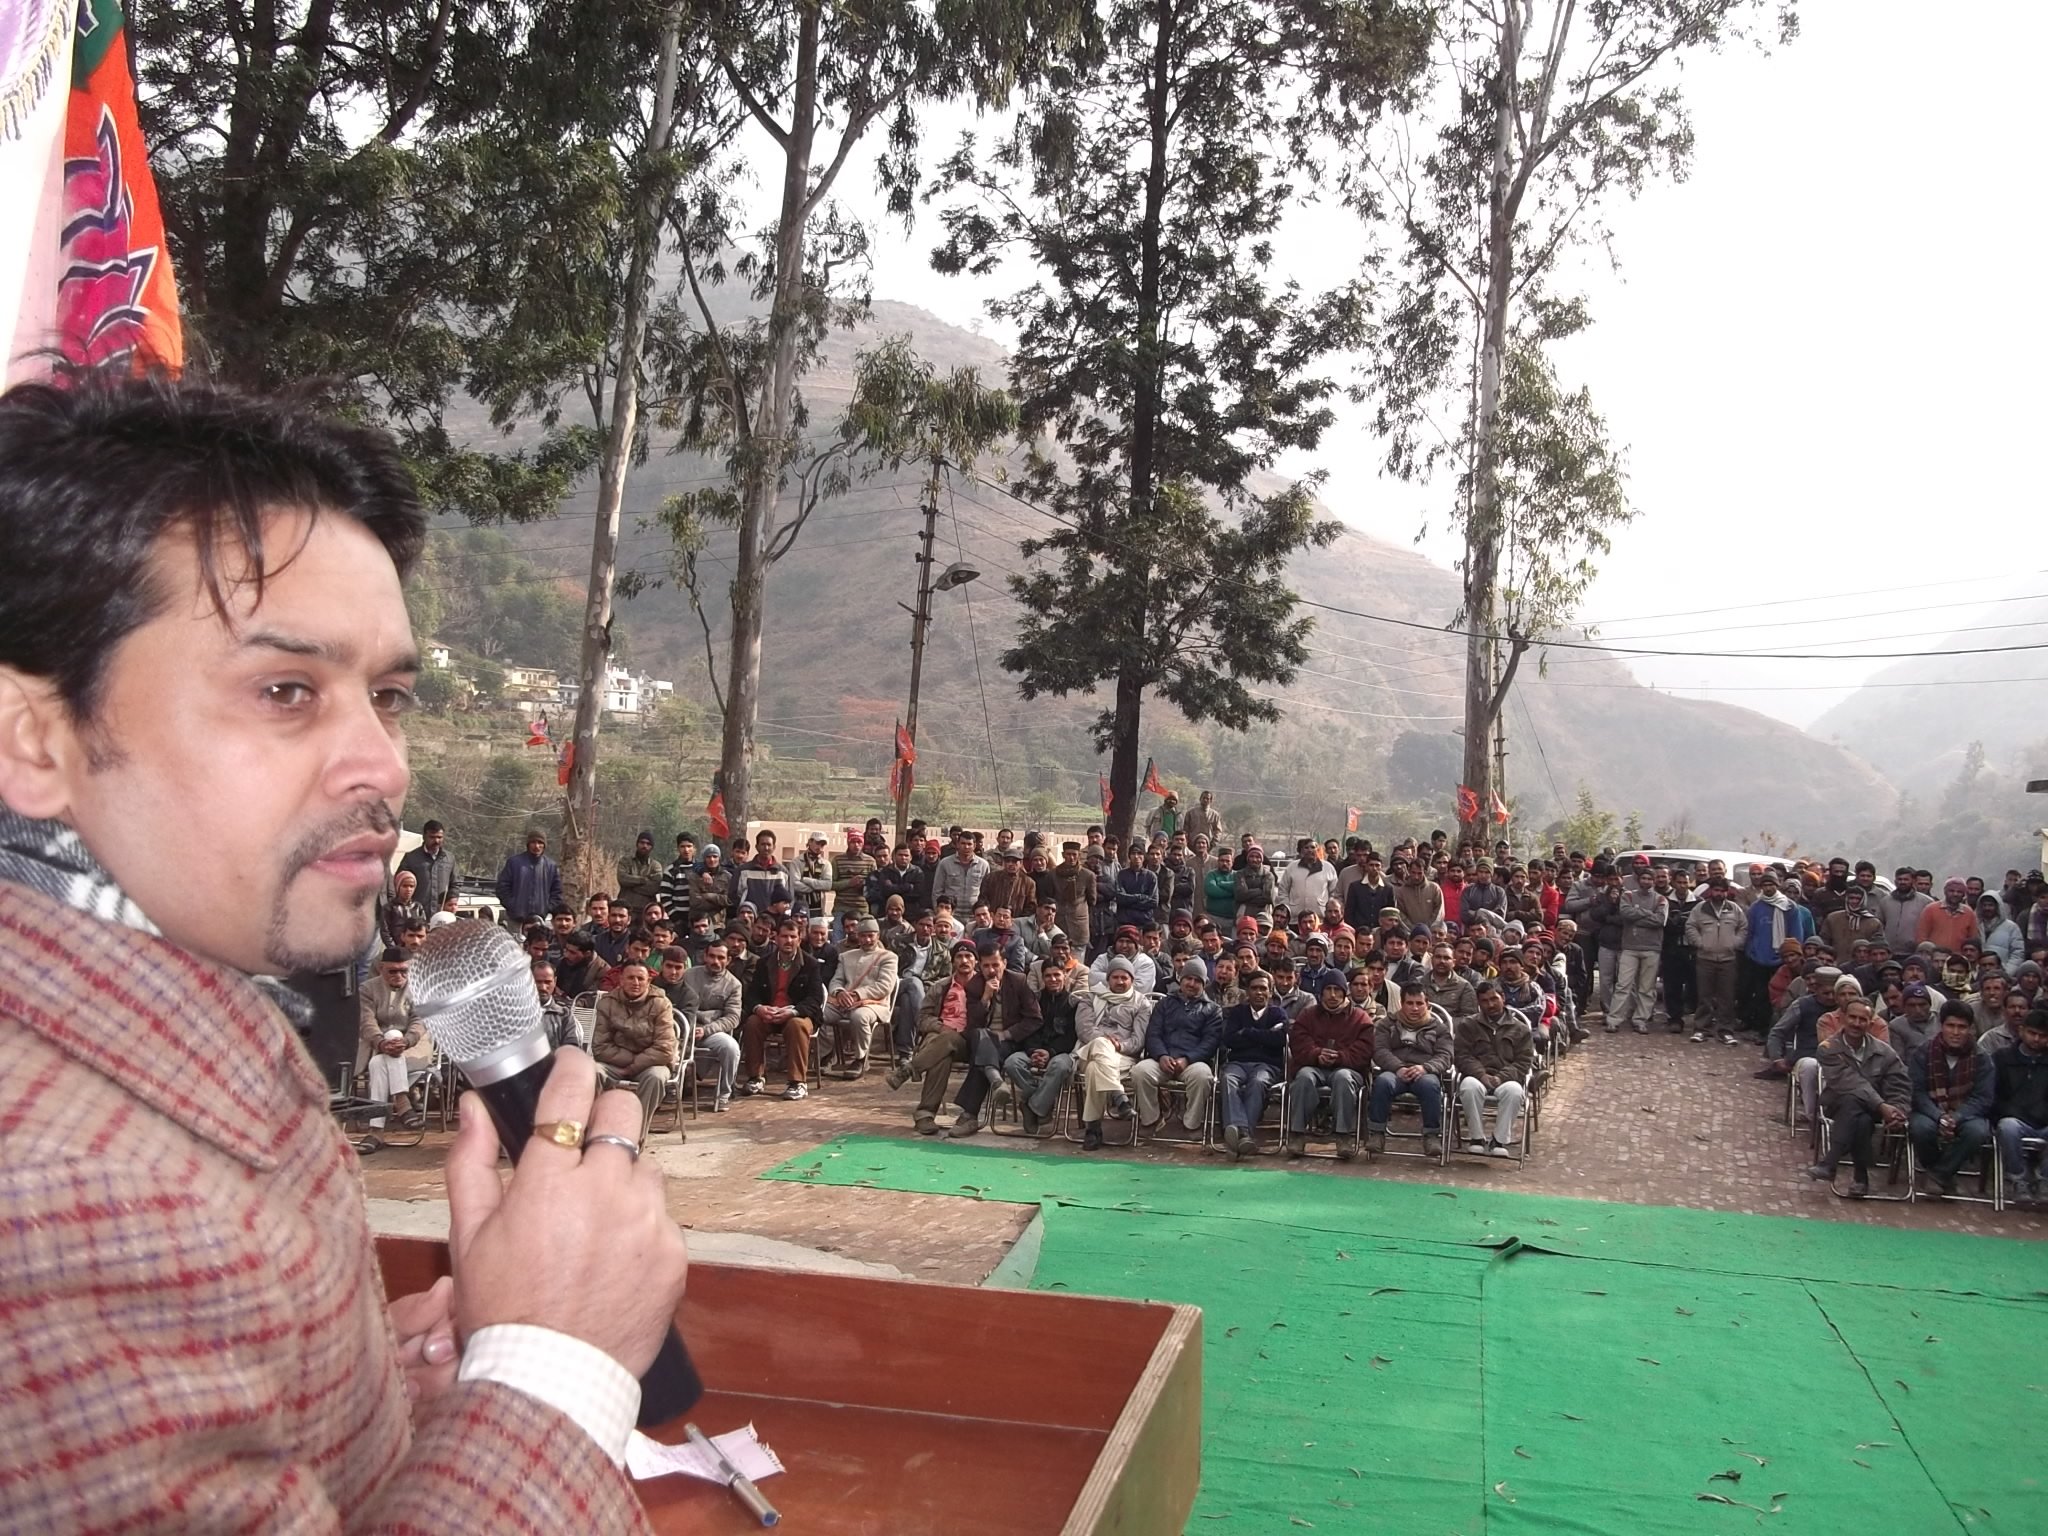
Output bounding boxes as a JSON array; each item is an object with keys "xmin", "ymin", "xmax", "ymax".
[{"xmin": 410, "ymin": 919, "xmax": 550, "ymax": 1085}]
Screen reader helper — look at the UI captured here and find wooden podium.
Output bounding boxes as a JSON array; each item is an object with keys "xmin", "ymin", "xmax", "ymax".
[{"xmin": 378, "ymin": 1238, "xmax": 1202, "ymax": 1535}]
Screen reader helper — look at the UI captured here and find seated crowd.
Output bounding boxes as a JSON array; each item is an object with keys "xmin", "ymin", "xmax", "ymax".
[{"xmin": 374, "ymin": 807, "xmax": 2048, "ymax": 1202}]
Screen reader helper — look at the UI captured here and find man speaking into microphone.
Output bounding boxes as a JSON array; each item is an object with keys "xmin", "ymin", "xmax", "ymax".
[{"xmin": 0, "ymin": 370, "xmax": 686, "ymax": 1532}]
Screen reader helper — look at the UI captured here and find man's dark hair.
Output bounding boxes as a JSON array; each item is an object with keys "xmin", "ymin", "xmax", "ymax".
[
  {"xmin": 523, "ymin": 925, "xmax": 549, "ymax": 945},
  {"xmin": 0, "ymin": 370, "xmax": 425, "ymax": 725},
  {"xmin": 1399, "ymin": 980, "xmax": 1426, "ymax": 999},
  {"xmin": 420, "ymin": 819, "xmax": 443, "ymax": 835}
]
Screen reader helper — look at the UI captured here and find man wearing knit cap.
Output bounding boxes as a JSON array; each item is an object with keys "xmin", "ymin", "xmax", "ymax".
[
  {"xmin": 615, "ymin": 830, "xmax": 663, "ymax": 911},
  {"xmin": 1131, "ymin": 962, "xmax": 1224, "ymax": 1134}
]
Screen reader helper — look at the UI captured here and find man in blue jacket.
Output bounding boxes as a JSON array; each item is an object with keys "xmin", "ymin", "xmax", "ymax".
[
  {"xmin": 494, "ymin": 829, "xmax": 561, "ymax": 929},
  {"xmin": 1131, "ymin": 961, "xmax": 1222, "ymax": 1134},
  {"xmin": 1219, "ymin": 971, "xmax": 1289, "ymax": 1158}
]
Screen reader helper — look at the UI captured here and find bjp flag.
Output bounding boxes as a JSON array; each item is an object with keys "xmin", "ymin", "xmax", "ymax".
[{"xmin": 57, "ymin": 0, "xmax": 182, "ymax": 369}]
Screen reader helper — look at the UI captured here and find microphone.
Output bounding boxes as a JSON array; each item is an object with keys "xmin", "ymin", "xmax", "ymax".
[{"xmin": 410, "ymin": 919, "xmax": 702, "ymax": 1427}]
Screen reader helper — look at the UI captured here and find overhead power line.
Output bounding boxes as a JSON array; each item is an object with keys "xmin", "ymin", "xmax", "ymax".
[{"xmin": 1294, "ymin": 597, "xmax": 2048, "ymax": 664}]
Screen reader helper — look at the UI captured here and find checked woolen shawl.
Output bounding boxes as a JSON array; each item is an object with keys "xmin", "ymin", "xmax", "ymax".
[{"xmin": 0, "ymin": 872, "xmax": 651, "ymax": 1533}]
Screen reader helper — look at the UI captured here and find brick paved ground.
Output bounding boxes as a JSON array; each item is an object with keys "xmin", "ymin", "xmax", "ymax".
[{"xmin": 357, "ymin": 1026, "xmax": 2046, "ymax": 1282}]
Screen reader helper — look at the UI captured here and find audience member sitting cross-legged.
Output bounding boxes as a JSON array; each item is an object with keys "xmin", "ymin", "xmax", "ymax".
[{"xmin": 1072, "ymin": 956, "xmax": 1155, "ymax": 1150}]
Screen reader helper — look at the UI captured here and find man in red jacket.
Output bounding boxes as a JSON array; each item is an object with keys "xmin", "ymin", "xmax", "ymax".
[
  {"xmin": 0, "ymin": 372, "xmax": 682, "ymax": 1532},
  {"xmin": 1285, "ymin": 975, "xmax": 1373, "ymax": 1160}
]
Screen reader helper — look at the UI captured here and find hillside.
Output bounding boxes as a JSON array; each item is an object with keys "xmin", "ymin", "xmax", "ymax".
[
  {"xmin": 1808, "ymin": 593, "xmax": 2048, "ymax": 799},
  {"xmin": 451, "ymin": 298, "xmax": 1900, "ymax": 848}
]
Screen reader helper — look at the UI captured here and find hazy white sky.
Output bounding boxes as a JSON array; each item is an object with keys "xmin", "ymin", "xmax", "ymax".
[{"xmin": 822, "ymin": 0, "xmax": 2048, "ymax": 728}]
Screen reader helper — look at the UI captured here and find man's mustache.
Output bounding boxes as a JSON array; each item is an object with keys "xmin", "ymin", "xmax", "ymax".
[{"xmin": 280, "ymin": 801, "xmax": 403, "ymax": 884}]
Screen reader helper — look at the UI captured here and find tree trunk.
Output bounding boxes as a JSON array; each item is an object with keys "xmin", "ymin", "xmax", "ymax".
[
  {"xmin": 717, "ymin": 4, "xmax": 821, "ymax": 843},
  {"xmin": 559, "ymin": 0, "xmax": 685, "ymax": 904},
  {"xmin": 1108, "ymin": 672, "xmax": 1144, "ymax": 846},
  {"xmin": 1461, "ymin": 2, "xmax": 1522, "ymax": 828},
  {"xmin": 1103, "ymin": 0, "xmax": 1177, "ymax": 848}
]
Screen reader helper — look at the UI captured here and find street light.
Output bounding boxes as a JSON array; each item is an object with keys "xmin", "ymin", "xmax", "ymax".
[{"xmin": 895, "ymin": 539, "xmax": 982, "ymax": 841}]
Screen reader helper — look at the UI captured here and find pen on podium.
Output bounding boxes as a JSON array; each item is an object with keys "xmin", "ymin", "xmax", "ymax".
[{"xmin": 685, "ymin": 1422, "xmax": 780, "ymax": 1527}]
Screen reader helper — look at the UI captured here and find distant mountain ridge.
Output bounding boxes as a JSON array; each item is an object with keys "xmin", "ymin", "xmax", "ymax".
[{"xmin": 463, "ymin": 295, "xmax": 1901, "ymax": 846}]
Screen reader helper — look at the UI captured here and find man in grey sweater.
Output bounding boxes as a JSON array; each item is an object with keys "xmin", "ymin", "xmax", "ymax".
[{"xmin": 1609, "ymin": 855, "xmax": 1669, "ymax": 1035}]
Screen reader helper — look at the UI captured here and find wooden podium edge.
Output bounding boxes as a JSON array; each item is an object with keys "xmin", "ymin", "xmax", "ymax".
[{"xmin": 1062, "ymin": 1302, "xmax": 1204, "ymax": 1536}]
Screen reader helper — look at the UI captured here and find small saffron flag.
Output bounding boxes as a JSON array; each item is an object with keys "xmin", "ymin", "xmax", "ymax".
[
  {"xmin": 1490, "ymin": 790, "xmax": 1511, "ymax": 825},
  {"xmin": 706, "ymin": 791, "xmax": 729, "ymax": 842},
  {"xmin": 1142, "ymin": 758, "xmax": 1169, "ymax": 797},
  {"xmin": 1455, "ymin": 785, "xmax": 1480, "ymax": 824},
  {"xmin": 1099, "ymin": 773, "xmax": 1113, "ymax": 816},
  {"xmin": 1345, "ymin": 806, "xmax": 1361, "ymax": 833}
]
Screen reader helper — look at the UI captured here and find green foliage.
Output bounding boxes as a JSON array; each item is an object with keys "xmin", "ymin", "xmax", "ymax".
[
  {"xmin": 1361, "ymin": 0, "xmax": 1791, "ymax": 797},
  {"xmin": 933, "ymin": 0, "xmax": 1425, "ymax": 833},
  {"xmin": 470, "ymin": 659, "xmax": 505, "ymax": 702},
  {"xmin": 1559, "ymin": 787, "xmax": 1618, "ymax": 857},
  {"xmin": 413, "ymin": 668, "xmax": 459, "ymax": 714},
  {"xmin": 909, "ymin": 779, "xmax": 956, "ymax": 824},
  {"xmin": 134, "ymin": 0, "xmax": 671, "ymax": 521},
  {"xmin": 1490, "ymin": 348, "xmax": 1636, "ymax": 638},
  {"xmin": 411, "ymin": 530, "xmax": 583, "ymax": 671},
  {"xmin": 1023, "ymin": 789, "xmax": 1064, "ymax": 824}
]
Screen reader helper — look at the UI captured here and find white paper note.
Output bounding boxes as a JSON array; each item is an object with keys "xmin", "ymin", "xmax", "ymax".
[{"xmin": 625, "ymin": 1424, "xmax": 786, "ymax": 1484}]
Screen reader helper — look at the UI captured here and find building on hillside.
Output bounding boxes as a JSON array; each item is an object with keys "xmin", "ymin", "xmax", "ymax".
[
  {"xmin": 540, "ymin": 667, "xmax": 674, "ymax": 719},
  {"xmin": 425, "ymin": 643, "xmax": 451, "ymax": 670},
  {"xmin": 501, "ymin": 665, "xmax": 559, "ymax": 704}
]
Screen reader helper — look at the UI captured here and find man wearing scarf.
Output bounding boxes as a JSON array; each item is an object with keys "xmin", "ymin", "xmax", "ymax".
[
  {"xmin": 0, "ymin": 373, "xmax": 678, "ymax": 1531},
  {"xmin": 1741, "ymin": 868, "xmax": 1813, "ymax": 1035},
  {"xmin": 1907, "ymin": 1001, "xmax": 1995, "ymax": 1198}
]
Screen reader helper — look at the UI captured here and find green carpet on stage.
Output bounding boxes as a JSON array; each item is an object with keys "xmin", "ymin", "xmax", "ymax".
[{"xmin": 765, "ymin": 1137, "xmax": 2048, "ymax": 1533}]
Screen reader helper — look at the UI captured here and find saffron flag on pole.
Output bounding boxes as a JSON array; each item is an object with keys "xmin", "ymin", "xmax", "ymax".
[
  {"xmin": 1099, "ymin": 773, "xmax": 1113, "ymax": 816},
  {"xmin": 58, "ymin": 0, "xmax": 181, "ymax": 369},
  {"xmin": 1142, "ymin": 758, "xmax": 1169, "ymax": 797},
  {"xmin": 1455, "ymin": 785, "xmax": 1480, "ymax": 824},
  {"xmin": 706, "ymin": 792, "xmax": 729, "ymax": 843},
  {"xmin": 1490, "ymin": 789, "xmax": 1511, "ymax": 825},
  {"xmin": 555, "ymin": 739, "xmax": 574, "ymax": 787},
  {"xmin": 889, "ymin": 718, "xmax": 914, "ymax": 802},
  {"xmin": 1345, "ymin": 806, "xmax": 1361, "ymax": 833}
]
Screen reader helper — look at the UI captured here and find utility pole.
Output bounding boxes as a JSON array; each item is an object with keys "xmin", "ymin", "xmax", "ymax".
[
  {"xmin": 895, "ymin": 464, "xmax": 941, "ymax": 844},
  {"xmin": 1491, "ymin": 636, "xmax": 1509, "ymax": 850},
  {"xmin": 893, "ymin": 457, "xmax": 980, "ymax": 842}
]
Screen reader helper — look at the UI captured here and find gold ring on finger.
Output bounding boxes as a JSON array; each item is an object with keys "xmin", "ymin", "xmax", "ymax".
[{"xmin": 532, "ymin": 1119, "xmax": 586, "ymax": 1149}]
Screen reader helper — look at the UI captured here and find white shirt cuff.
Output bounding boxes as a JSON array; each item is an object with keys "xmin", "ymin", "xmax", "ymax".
[{"xmin": 458, "ymin": 1324, "xmax": 641, "ymax": 1466}]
